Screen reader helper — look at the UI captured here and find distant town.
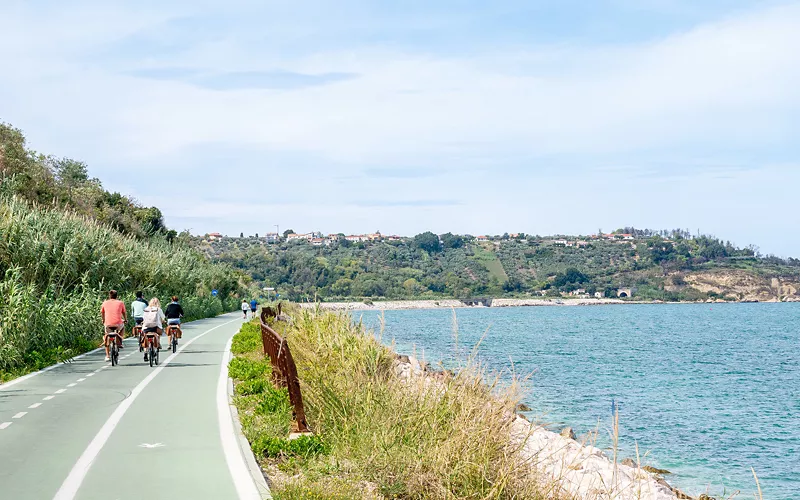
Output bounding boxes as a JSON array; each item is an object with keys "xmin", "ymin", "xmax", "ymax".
[{"xmin": 203, "ymin": 230, "xmax": 655, "ymax": 247}]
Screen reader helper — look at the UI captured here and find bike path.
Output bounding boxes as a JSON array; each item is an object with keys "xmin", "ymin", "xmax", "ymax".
[{"xmin": 0, "ymin": 313, "xmax": 258, "ymax": 500}]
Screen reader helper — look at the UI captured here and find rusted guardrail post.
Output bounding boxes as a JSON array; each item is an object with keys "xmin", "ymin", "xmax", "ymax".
[{"xmin": 259, "ymin": 307, "xmax": 309, "ymax": 432}]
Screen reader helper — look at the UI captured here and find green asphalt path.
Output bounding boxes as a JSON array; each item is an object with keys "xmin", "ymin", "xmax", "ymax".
[{"xmin": 0, "ymin": 312, "xmax": 263, "ymax": 500}]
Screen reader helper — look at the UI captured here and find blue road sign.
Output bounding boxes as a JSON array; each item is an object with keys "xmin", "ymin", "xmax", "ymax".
[{"xmin": 211, "ymin": 289, "xmax": 218, "ymax": 297}]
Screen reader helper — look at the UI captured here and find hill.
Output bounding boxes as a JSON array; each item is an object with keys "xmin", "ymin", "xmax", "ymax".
[{"xmin": 192, "ymin": 230, "xmax": 800, "ymax": 303}]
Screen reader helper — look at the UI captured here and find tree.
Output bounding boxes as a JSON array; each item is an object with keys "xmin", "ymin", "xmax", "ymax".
[
  {"xmin": 283, "ymin": 229, "xmax": 295, "ymax": 238},
  {"xmin": 413, "ymin": 232, "xmax": 441, "ymax": 253},
  {"xmin": 440, "ymin": 232, "xmax": 464, "ymax": 249},
  {"xmin": 240, "ymin": 232, "xmax": 244, "ymax": 238}
]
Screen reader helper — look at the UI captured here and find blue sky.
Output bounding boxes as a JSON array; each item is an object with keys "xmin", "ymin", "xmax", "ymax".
[{"xmin": 1, "ymin": 0, "xmax": 799, "ymax": 255}]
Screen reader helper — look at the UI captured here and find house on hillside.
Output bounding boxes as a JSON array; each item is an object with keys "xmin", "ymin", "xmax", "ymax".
[
  {"xmin": 346, "ymin": 235, "xmax": 367, "ymax": 242},
  {"xmin": 476, "ymin": 235, "xmax": 489, "ymax": 242},
  {"xmin": 208, "ymin": 232, "xmax": 223, "ymax": 241},
  {"xmin": 553, "ymin": 239, "xmax": 568, "ymax": 246},
  {"xmin": 287, "ymin": 233, "xmax": 312, "ymax": 242},
  {"xmin": 387, "ymin": 235, "xmax": 403, "ymax": 241},
  {"xmin": 264, "ymin": 233, "xmax": 279, "ymax": 243},
  {"xmin": 367, "ymin": 231, "xmax": 383, "ymax": 241},
  {"xmin": 311, "ymin": 238, "xmax": 324, "ymax": 246}
]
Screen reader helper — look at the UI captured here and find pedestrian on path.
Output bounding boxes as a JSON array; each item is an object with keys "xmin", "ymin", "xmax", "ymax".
[
  {"xmin": 249, "ymin": 298, "xmax": 258, "ymax": 317},
  {"xmin": 241, "ymin": 300, "xmax": 249, "ymax": 319}
]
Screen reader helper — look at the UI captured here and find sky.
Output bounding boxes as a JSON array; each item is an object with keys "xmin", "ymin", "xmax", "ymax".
[{"xmin": 1, "ymin": 0, "xmax": 799, "ymax": 255}]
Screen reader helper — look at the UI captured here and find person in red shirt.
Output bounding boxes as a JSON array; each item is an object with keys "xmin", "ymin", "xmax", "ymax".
[{"xmin": 100, "ymin": 290, "xmax": 127, "ymax": 362}]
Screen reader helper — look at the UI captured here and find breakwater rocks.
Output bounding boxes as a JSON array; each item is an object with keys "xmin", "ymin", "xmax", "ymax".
[{"xmin": 393, "ymin": 354, "xmax": 695, "ymax": 500}]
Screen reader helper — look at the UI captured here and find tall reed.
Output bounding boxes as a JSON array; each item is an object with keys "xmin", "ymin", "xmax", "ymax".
[{"xmin": 0, "ymin": 195, "xmax": 244, "ymax": 378}]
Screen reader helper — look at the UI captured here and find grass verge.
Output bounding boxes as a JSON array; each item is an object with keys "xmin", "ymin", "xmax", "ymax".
[{"xmin": 229, "ymin": 305, "xmax": 558, "ymax": 499}]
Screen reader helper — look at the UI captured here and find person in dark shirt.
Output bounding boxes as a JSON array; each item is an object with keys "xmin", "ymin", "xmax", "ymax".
[
  {"xmin": 165, "ymin": 296, "xmax": 185, "ymax": 344},
  {"xmin": 249, "ymin": 298, "xmax": 258, "ymax": 317}
]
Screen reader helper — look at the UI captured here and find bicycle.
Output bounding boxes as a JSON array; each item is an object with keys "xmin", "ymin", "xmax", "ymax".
[
  {"xmin": 166, "ymin": 324, "xmax": 180, "ymax": 353},
  {"xmin": 107, "ymin": 327, "xmax": 121, "ymax": 366},
  {"xmin": 132, "ymin": 321, "xmax": 144, "ymax": 352},
  {"xmin": 143, "ymin": 331, "xmax": 159, "ymax": 367}
]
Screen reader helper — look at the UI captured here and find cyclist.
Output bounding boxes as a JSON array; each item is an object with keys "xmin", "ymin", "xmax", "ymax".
[
  {"xmin": 141, "ymin": 297, "xmax": 165, "ymax": 361},
  {"xmin": 164, "ymin": 296, "xmax": 184, "ymax": 345},
  {"xmin": 241, "ymin": 299, "xmax": 249, "ymax": 319},
  {"xmin": 131, "ymin": 291, "xmax": 148, "ymax": 338},
  {"xmin": 249, "ymin": 298, "xmax": 258, "ymax": 318},
  {"xmin": 100, "ymin": 290, "xmax": 127, "ymax": 362}
]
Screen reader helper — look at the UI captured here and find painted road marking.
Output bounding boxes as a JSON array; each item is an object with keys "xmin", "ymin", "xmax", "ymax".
[
  {"xmin": 55, "ymin": 389, "xmax": 67, "ymax": 394},
  {"xmin": 139, "ymin": 443, "xmax": 165, "ymax": 449},
  {"xmin": 0, "ymin": 347, "xmax": 104, "ymax": 392},
  {"xmin": 53, "ymin": 317, "xmax": 241, "ymax": 500},
  {"xmin": 28, "ymin": 403, "xmax": 42, "ymax": 409},
  {"xmin": 67, "ymin": 383, "xmax": 77, "ymax": 387},
  {"xmin": 218, "ymin": 335, "xmax": 262, "ymax": 500},
  {"xmin": 77, "ymin": 378, "xmax": 86, "ymax": 382},
  {"xmin": 0, "ymin": 422, "xmax": 11, "ymax": 430},
  {"xmin": 43, "ymin": 396, "xmax": 55, "ymax": 401},
  {"xmin": 12, "ymin": 412, "xmax": 27, "ymax": 419},
  {"xmin": 86, "ymin": 374, "xmax": 94, "ymax": 377}
]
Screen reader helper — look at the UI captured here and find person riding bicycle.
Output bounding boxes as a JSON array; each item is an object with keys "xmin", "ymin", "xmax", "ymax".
[
  {"xmin": 141, "ymin": 297, "xmax": 165, "ymax": 361},
  {"xmin": 164, "ymin": 296, "xmax": 184, "ymax": 345},
  {"xmin": 131, "ymin": 291, "xmax": 148, "ymax": 329},
  {"xmin": 100, "ymin": 290, "xmax": 127, "ymax": 362}
]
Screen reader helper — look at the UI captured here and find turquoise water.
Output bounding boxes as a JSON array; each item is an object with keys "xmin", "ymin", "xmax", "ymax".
[{"xmin": 356, "ymin": 303, "xmax": 799, "ymax": 499}]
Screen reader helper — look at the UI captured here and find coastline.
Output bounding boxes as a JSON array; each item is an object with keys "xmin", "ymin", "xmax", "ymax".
[
  {"xmin": 394, "ymin": 353, "xmax": 690, "ymax": 500},
  {"xmin": 299, "ymin": 296, "xmax": 793, "ymax": 311}
]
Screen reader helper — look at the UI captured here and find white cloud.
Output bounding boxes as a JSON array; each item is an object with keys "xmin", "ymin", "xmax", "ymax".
[{"xmin": 1, "ymin": 1, "xmax": 799, "ymax": 254}]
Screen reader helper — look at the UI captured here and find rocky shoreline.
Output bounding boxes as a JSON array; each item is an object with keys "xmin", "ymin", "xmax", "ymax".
[
  {"xmin": 394, "ymin": 354, "xmax": 697, "ymax": 500},
  {"xmin": 300, "ymin": 296, "xmax": 798, "ymax": 311}
]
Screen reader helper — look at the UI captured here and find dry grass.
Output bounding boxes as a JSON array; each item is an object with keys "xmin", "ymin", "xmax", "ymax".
[{"xmin": 248, "ymin": 306, "xmax": 560, "ymax": 499}]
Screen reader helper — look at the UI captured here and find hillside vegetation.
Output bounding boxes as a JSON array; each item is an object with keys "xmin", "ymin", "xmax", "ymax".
[
  {"xmin": 0, "ymin": 122, "xmax": 245, "ymax": 380},
  {"xmin": 193, "ymin": 230, "xmax": 800, "ymax": 303}
]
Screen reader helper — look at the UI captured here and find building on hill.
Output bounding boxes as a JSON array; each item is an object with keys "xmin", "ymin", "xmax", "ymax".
[
  {"xmin": 311, "ymin": 238, "xmax": 324, "ymax": 246},
  {"xmin": 387, "ymin": 235, "xmax": 403, "ymax": 241},
  {"xmin": 208, "ymin": 232, "xmax": 223, "ymax": 241},
  {"xmin": 553, "ymin": 239, "xmax": 568, "ymax": 246},
  {"xmin": 476, "ymin": 235, "xmax": 489, "ymax": 242},
  {"xmin": 264, "ymin": 232, "xmax": 279, "ymax": 243}
]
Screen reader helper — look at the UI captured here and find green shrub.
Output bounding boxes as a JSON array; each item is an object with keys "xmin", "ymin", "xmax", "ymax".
[{"xmin": 228, "ymin": 356, "xmax": 270, "ymax": 381}]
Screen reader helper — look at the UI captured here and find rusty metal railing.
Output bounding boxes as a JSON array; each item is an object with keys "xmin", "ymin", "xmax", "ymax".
[{"xmin": 259, "ymin": 307, "xmax": 309, "ymax": 432}]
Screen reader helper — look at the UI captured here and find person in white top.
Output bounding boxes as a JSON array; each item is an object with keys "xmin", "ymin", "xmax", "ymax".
[
  {"xmin": 241, "ymin": 300, "xmax": 249, "ymax": 319},
  {"xmin": 141, "ymin": 297, "xmax": 166, "ymax": 360},
  {"xmin": 131, "ymin": 291, "xmax": 148, "ymax": 326}
]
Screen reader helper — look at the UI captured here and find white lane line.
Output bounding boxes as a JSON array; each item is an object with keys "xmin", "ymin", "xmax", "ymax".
[
  {"xmin": 217, "ymin": 336, "xmax": 262, "ymax": 500},
  {"xmin": 67, "ymin": 383, "xmax": 77, "ymax": 387},
  {"xmin": 43, "ymin": 396, "xmax": 55, "ymax": 401},
  {"xmin": 0, "ymin": 422, "xmax": 11, "ymax": 430},
  {"xmin": 53, "ymin": 317, "xmax": 241, "ymax": 500},
  {"xmin": 12, "ymin": 412, "xmax": 27, "ymax": 419},
  {"xmin": 86, "ymin": 373, "xmax": 94, "ymax": 377},
  {"xmin": 0, "ymin": 347, "xmax": 104, "ymax": 392},
  {"xmin": 77, "ymin": 378, "xmax": 86, "ymax": 382},
  {"xmin": 55, "ymin": 389, "xmax": 67, "ymax": 394},
  {"xmin": 28, "ymin": 403, "xmax": 42, "ymax": 409},
  {"xmin": 93, "ymin": 369, "xmax": 103, "ymax": 373}
]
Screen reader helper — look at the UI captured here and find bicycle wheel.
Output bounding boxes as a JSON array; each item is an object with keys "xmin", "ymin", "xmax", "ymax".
[
  {"xmin": 154, "ymin": 347, "xmax": 159, "ymax": 365},
  {"xmin": 172, "ymin": 337, "xmax": 177, "ymax": 353},
  {"xmin": 110, "ymin": 342, "xmax": 117, "ymax": 366},
  {"xmin": 149, "ymin": 344, "xmax": 155, "ymax": 367}
]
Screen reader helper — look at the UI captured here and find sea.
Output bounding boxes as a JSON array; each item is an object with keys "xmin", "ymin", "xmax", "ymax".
[{"xmin": 355, "ymin": 303, "xmax": 799, "ymax": 499}]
